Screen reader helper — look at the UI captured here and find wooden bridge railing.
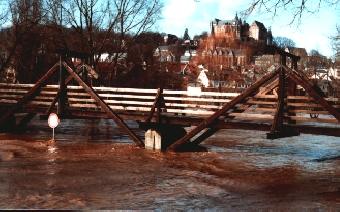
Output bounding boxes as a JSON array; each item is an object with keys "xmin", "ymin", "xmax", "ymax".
[
  {"xmin": 0, "ymin": 83, "xmax": 237, "ymax": 117},
  {"xmin": 1, "ymin": 83, "xmax": 340, "ymax": 126}
]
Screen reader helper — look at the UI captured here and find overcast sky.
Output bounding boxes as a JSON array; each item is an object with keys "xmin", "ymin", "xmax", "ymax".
[{"xmin": 157, "ymin": 0, "xmax": 340, "ymax": 57}]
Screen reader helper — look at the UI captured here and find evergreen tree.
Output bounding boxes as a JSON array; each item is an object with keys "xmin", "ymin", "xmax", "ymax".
[{"xmin": 183, "ymin": 28, "xmax": 190, "ymax": 41}]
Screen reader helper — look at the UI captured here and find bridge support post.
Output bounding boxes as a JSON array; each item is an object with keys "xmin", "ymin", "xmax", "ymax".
[
  {"xmin": 58, "ymin": 60, "xmax": 67, "ymax": 117},
  {"xmin": 267, "ymin": 55, "xmax": 299, "ymax": 139},
  {"xmin": 145, "ymin": 129, "xmax": 162, "ymax": 150},
  {"xmin": 144, "ymin": 125, "xmax": 187, "ymax": 151}
]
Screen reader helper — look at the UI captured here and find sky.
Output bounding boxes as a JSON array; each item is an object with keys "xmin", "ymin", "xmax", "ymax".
[{"xmin": 157, "ymin": 0, "xmax": 340, "ymax": 57}]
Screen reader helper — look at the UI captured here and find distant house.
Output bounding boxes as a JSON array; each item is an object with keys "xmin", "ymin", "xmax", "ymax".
[
  {"xmin": 95, "ymin": 53, "xmax": 127, "ymax": 63},
  {"xmin": 307, "ymin": 54, "xmax": 331, "ymax": 69},
  {"xmin": 153, "ymin": 45, "xmax": 177, "ymax": 63},
  {"xmin": 284, "ymin": 47, "xmax": 308, "ymax": 68},
  {"xmin": 180, "ymin": 50, "xmax": 197, "ymax": 64},
  {"xmin": 200, "ymin": 47, "xmax": 248, "ymax": 68},
  {"xmin": 249, "ymin": 21, "xmax": 267, "ymax": 42},
  {"xmin": 254, "ymin": 54, "xmax": 280, "ymax": 68},
  {"xmin": 285, "ymin": 47, "xmax": 308, "ymax": 58}
]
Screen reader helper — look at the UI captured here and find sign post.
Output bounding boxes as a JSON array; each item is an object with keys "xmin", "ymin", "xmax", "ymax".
[{"xmin": 48, "ymin": 113, "xmax": 59, "ymax": 140}]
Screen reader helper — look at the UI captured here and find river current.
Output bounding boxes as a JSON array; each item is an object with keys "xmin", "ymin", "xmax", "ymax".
[{"xmin": 0, "ymin": 118, "xmax": 339, "ymax": 209}]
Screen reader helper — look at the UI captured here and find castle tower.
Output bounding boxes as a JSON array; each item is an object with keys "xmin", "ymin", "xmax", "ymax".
[
  {"xmin": 211, "ymin": 21, "xmax": 215, "ymax": 37},
  {"xmin": 267, "ymin": 27, "xmax": 273, "ymax": 45},
  {"xmin": 234, "ymin": 13, "xmax": 241, "ymax": 39}
]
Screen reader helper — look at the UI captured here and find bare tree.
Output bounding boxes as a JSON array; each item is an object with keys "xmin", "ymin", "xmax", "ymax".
[
  {"xmin": 59, "ymin": 0, "xmax": 162, "ymax": 85},
  {"xmin": 310, "ymin": 49, "xmax": 322, "ymax": 56},
  {"xmin": 0, "ymin": 0, "xmax": 9, "ymax": 26},
  {"xmin": 332, "ymin": 26, "xmax": 340, "ymax": 60},
  {"xmin": 243, "ymin": 0, "xmax": 340, "ymax": 24},
  {"xmin": 273, "ymin": 36, "xmax": 296, "ymax": 49},
  {"xmin": 0, "ymin": 0, "xmax": 47, "ymax": 82}
]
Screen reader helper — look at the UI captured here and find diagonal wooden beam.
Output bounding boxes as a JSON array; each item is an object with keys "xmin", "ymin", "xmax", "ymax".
[
  {"xmin": 0, "ymin": 63, "xmax": 59, "ymax": 127},
  {"xmin": 145, "ymin": 88, "xmax": 162, "ymax": 123},
  {"xmin": 167, "ymin": 67, "xmax": 281, "ymax": 151},
  {"xmin": 284, "ymin": 66, "xmax": 340, "ymax": 122},
  {"xmin": 156, "ymin": 88, "xmax": 166, "ymax": 123},
  {"xmin": 258, "ymin": 78, "xmax": 279, "ymax": 95},
  {"xmin": 62, "ymin": 62, "xmax": 144, "ymax": 147},
  {"xmin": 191, "ymin": 127, "xmax": 218, "ymax": 145}
]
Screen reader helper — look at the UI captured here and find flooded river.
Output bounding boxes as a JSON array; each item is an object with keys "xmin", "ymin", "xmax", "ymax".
[{"xmin": 0, "ymin": 118, "xmax": 339, "ymax": 209}]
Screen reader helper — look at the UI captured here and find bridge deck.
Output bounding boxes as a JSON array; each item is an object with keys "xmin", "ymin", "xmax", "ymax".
[{"xmin": 1, "ymin": 83, "xmax": 339, "ymax": 137}]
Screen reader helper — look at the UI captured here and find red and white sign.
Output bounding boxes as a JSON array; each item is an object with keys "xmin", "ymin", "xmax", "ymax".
[{"xmin": 48, "ymin": 113, "xmax": 59, "ymax": 129}]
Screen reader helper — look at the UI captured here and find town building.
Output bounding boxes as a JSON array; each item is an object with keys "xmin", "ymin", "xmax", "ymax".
[
  {"xmin": 199, "ymin": 47, "xmax": 248, "ymax": 68},
  {"xmin": 211, "ymin": 14, "xmax": 272, "ymax": 44},
  {"xmin": 254, "ymin": 54, "xmax": 280, "ymax": 68},
  {"xmin": 153, "ymin": 46, "xmax": 176, "ymax": 63},
  {"xmin": 284, "ymin": 47, "xmax": 308, "ymax": 69}
]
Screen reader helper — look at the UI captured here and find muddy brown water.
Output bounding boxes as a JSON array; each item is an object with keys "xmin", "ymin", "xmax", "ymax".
[{"xmin": 0, "ymin": 118, "xmax": 339, "ymax": 210}]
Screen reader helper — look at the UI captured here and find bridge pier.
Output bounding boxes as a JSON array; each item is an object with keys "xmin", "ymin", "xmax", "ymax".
[
  {"xmin": 266, "ymin": 126, "xmax": 300, "ymax": 139},
  {"xmin": 143, "ymin": 124, "xmax": 187, "ymax": 151}
]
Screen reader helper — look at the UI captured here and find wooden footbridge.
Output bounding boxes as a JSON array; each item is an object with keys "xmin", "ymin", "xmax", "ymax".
[{"xmin": 0, "ymin": 51, "xmax": 340, "ymax": 151}]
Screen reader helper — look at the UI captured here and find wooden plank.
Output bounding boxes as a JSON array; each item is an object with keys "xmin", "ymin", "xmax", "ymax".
[
  {"xmin": 39, "ymin": 91, "xmax": 58, "ymax": 95},
  {"xmin": 287, "ymin": 96, "xmax": 311, "ymax": 100},
  {"xmin": 252, "ymin": 107, "xmax": 276, "ymax": 112},
  {"xmin": 228, "ymin": 112, "xmax": 274, "ymax": 120},
  {"xmin": 0, "ymin": 99, "xmax": 17, "ymax": 104},
  {"xmin": 163, "ymin": 89, "xmax": 239, "ymax": 96},
  {"xmin": 288, "ymin": 109, "xmax": 330, "ymax": 115},
  {"xmin": 164, "ymin": 96, "xmax": 231, "ymax": 103},
  {"xmin": 0, "ymin": 83, "xmax": 35, "ymax": 88},
  {"xmin": 0, "ymin": 89, "xmax": 58, "ymax": 95},
  {"xmin": 68, "ymin": 92, "xmax": 155, "ymax": 99},
  {"xmin": 288, "ymin": 116, "xmax": 338, "ymax": 123},
  {"xmin": 287, "ymin": 102, "xmax": 321, "ymax": 108},
  {"xmin": 167, "ymin": 66, "xmax": 280, "ymax": 151},
  {"xmin": 246, "ymin": 100, "xmax": 277, "ymax": 105},
  {"xmin": 0, "ymin": 95, "xmax": 55, "ymax": 101},
  {"xmin": 33, "ymin": 96, "xmax": 56, "ymax": 100},
  {"xmin": 27, "ymin": 101, "xmax": 53, "ymax": 106},
  {"xmin": 92, "ymin": 86, "xmax": 158, "ymax": 93},
  {"xmin": 254, "ymin": 94, "xmax": 277, "ymax": 99},
  {"xmin": 63, "ymin": 62, "xmax": 144, "ymax": 147},
  {"xmin": 0, "ymin": 89, "xmax": 30, "ymax": 93}
]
